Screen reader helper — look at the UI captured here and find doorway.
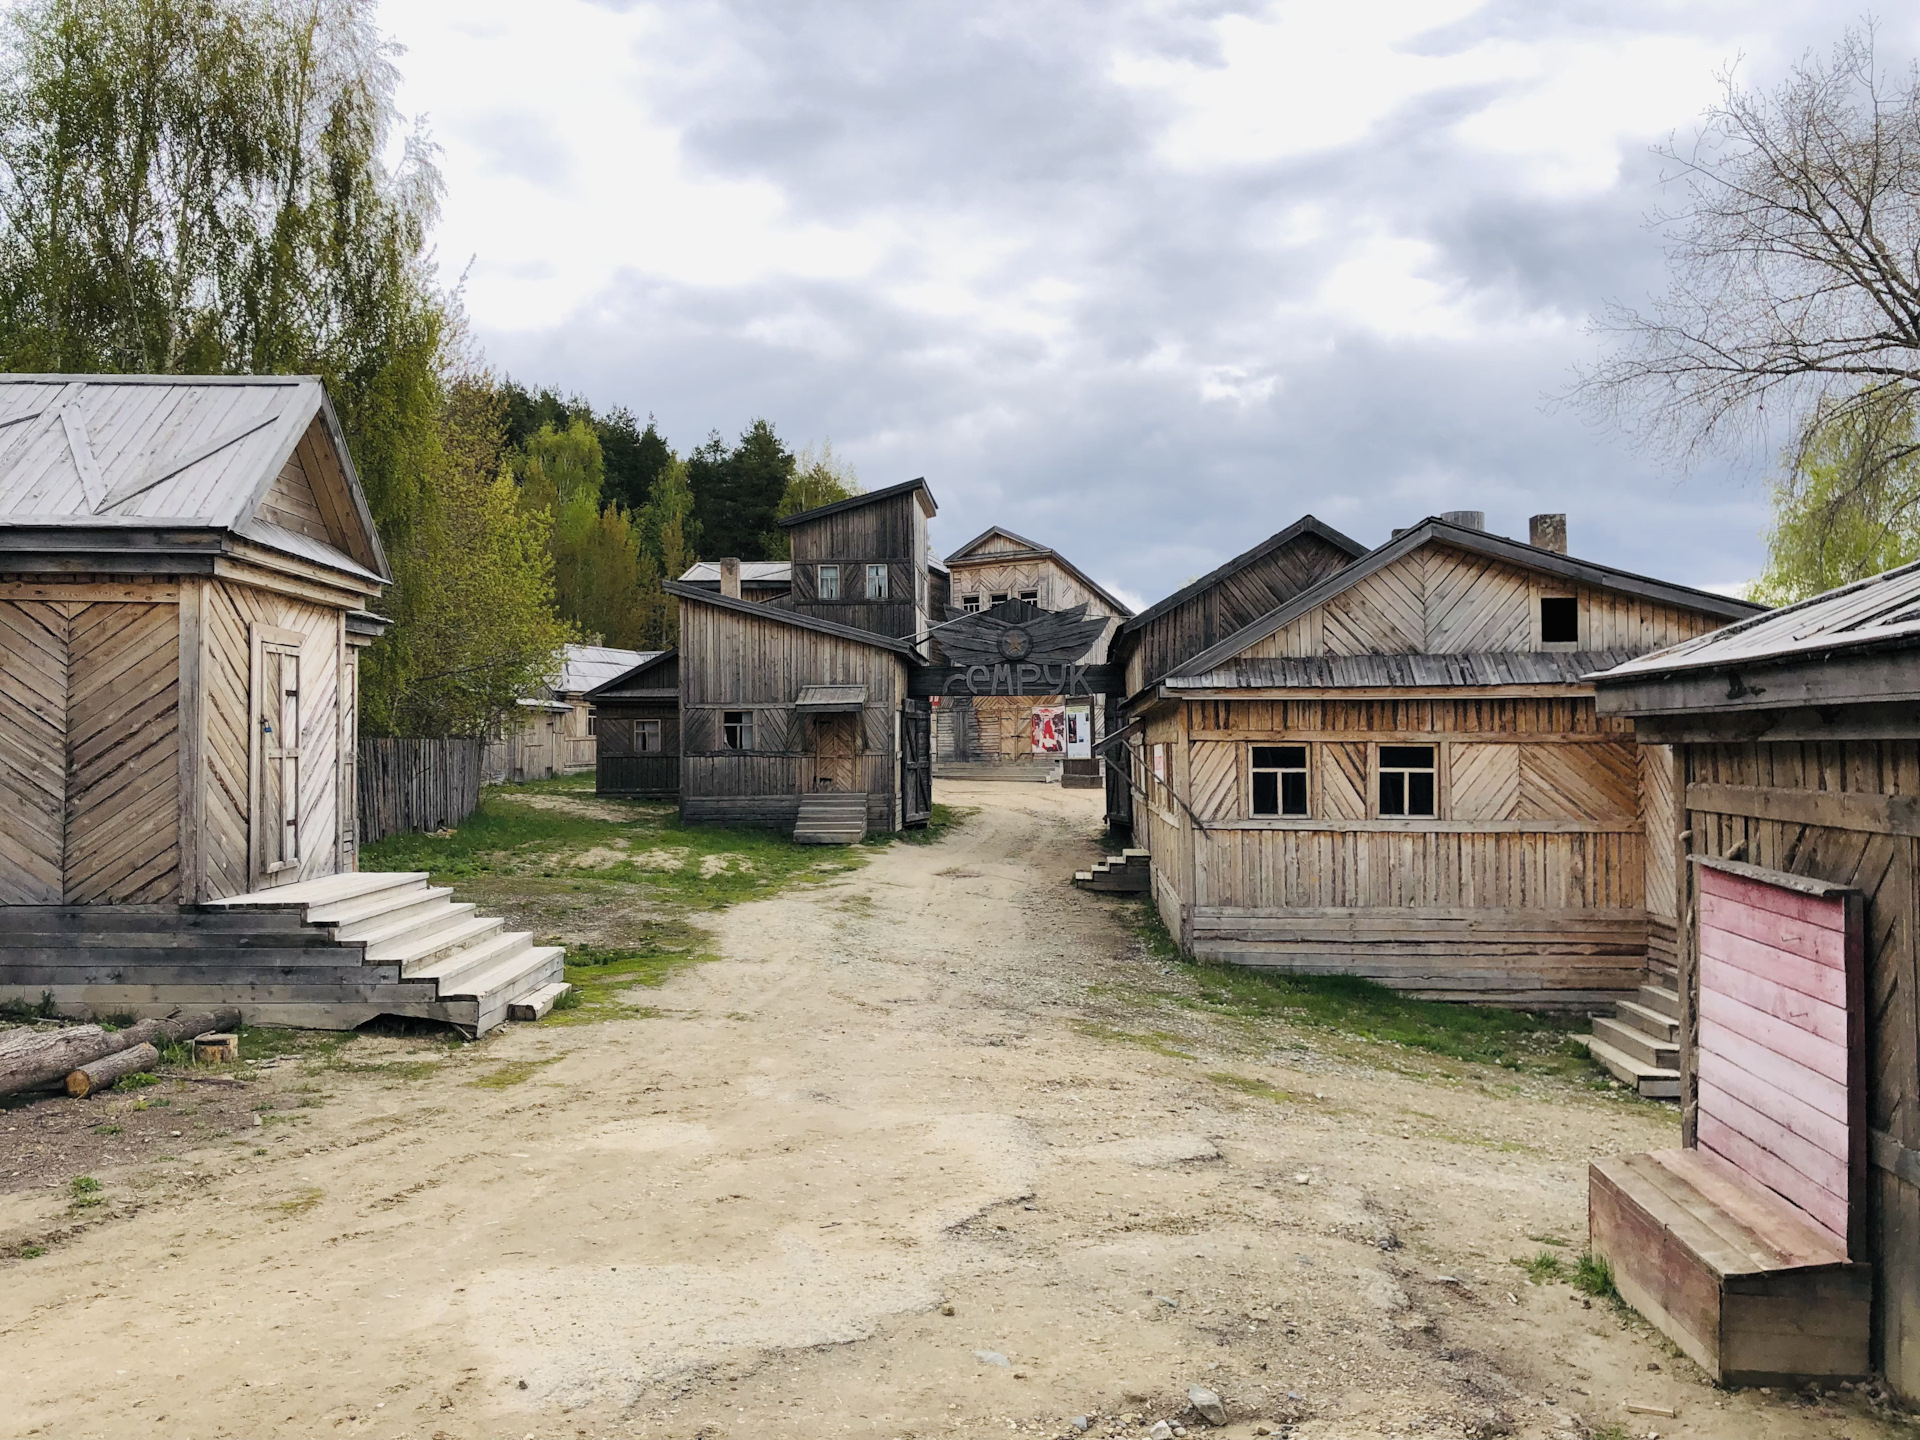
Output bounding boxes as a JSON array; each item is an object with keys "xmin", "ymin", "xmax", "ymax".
[{"xmin": 812, "ymin": 712, "xmax": 861, "ymax": 791}]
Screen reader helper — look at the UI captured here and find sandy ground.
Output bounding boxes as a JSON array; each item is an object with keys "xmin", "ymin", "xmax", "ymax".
[{"xmin": 0, "ymin": 782, "xmax": 1908, "ymax": 1440}]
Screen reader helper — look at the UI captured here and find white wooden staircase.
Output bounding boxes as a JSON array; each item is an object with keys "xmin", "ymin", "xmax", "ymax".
[
  {"xmin": 1073, "ymin": 849, "xmax": 1151, "ymax": 895},
  {"xmin": 205, "ymin": 871, "xmax": 568, "ymax": 1035},
  {"xmin": 1577, "ymin": 981, "xmax": 1681, "ymax": 1099},
  {"xmin": 794, "ymin": 791, "xmax": 868, "ymax": 844}
]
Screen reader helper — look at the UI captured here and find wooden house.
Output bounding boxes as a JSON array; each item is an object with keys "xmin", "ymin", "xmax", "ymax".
[
  {"xmin": 1122, "ymin": 512, "xmax": 1762, "ymax": 1005},
  {"xmin": 481, "ymin": 642, "xmax": 655, "ymax": 783},
  {"xmin": 588, "ymin": 649, "xmax": 680, "ymax": 798},
  {"xmin": 1104, "ymin": 515, "xmax": 1369, "ymax": 831},
  {"xmin": 1582, "ymin": 565, "xmax": 1920, "ymax": 1392},
  {"xmin": 664, "ymin": 574, "xmax": 928, "ymax": 841},
  {"xmin": 0, "ymin": 374, "xmax": 564, "ymax": 1034},
  {"xmin": 938, "ymin": 526, "xmax": 1133, "ymax": 779},
  {"xmin": 780, "ymin": 477, "xmax": 938, "ymax": 644},
  {"xmin": 678, "ymin": 559, "xmax": 792, "ymax": 603}
]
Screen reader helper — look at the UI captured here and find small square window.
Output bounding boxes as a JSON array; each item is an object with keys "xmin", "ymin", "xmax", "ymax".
[
  {"xmin": 1540, "ymin": 596, "xmax": 1579, "ymax": 644},
  {"xmin": 961, "ymin": 593, "xmax": 981, "ymax": 612},
  {"xmin": 723, "ymin": 711, "xmax": 754, "ymax": 751},
  {"xmin": 990, "ymin": 592, "xmax": 1009, "ymax": 606},
  {"xmin": 818, "ymin": 565, "xmax": 840, "ymax": 600},
  {"xmin": 1251, "ymin": 744, "xmax": 1308, "ymax": 817},
  {"xmin": 636, "ymin": 719, "xmax": 661, "ymax": 753},
  {"xmin": 1018, "ymin": 589, "xmax": 1039, "ymax": 603},
  {"xmin": 1379, "ymin": 745, "xmax": 1436, "ymax": 817},
  {"xmin": 867, "ymin": 563, "xmax": 889, "ymax": 600}
]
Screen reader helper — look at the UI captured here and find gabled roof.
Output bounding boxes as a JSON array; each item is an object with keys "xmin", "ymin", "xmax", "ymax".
[
  {"xmin": 663, "ymin": 580, "xmax": 921, "ymax": 657},
  {"xmin": 776, "ymin": 476, "xmax": 937, "ymax": 528},
  {"xmin": 942, "ymin": 524, "xmax": 1134, "ymax": 618},
  {"xmin": 587, "ymin": 647, "xmax": 679, "ymax": 700},
  {"xmin": 680, "ymin": 560, "xmax": 792, "ymax": 584},
  {"xmin": 0, "ymin": 373, "xmax": 388, "ymax": 583},
  {"xmin": 1168, "ymin": 516, "xmax": 1766, "ymax": 680},
  {"xmin": 557, "ymin": 644, "xmax": 659, "ymax": 695},
  {"xmin": 1593, "ymin": 557, "xmax": 1920, "ymax": 685},
  {"xmin": 1118, "ymin": 515, "xmax": 1368, "ymax": 637},
  {"xmin": 1167, "ymin": 650, "xmax": 1639, "ymax": 692}
]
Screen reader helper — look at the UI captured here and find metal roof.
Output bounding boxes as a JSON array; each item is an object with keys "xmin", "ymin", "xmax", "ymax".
[
  {"xmin": 1167, "ymin": 650, "xmax": 1639, "ymax": 692},
  {"xmin": 1591, "ymin": 559, "xmax": 1920, "ymax": 684},
  {"xmin": 0, "ymin": 372, "xmax": 387, "ymax": 581},
  {"xmin": 679, "ymin": 560, "xmax": 792, "ymax": 583},
  {"xmin": 556, "ymin": 644, "xmax": 659, "ymax": 695}
]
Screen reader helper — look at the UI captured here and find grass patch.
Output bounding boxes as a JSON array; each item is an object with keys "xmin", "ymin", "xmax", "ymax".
[
  {"xmin": 884, "ymin": 802, "xmax": 972, "ymax": 847},
  {"xmin": 1515, "ymin": 1249, "xmax": 1568, "ymax": 1285},
  {"xmin": 92, "ymin": 1124, "xmax": 123, "ymax": 1136},
  {"xmin": 0, "ymin": 991, "xmax": 58, "ymax": 1022},
  {"xmin": 328, "ymin": 1059, "xmax": 441, "ymax": 1081},
  {"xmin": 117, "ymin": 1071, "xmax": 160, "ymax": 1090},
  {"xmin": 1589, "ymin": 1427, "xmax": 1631, "ymax": 1440},
  {"xmin": 275, "ymin": 1186, "xmax": 324, "ymax": 1216},
  {"xmin": 466, "ymin": 1057, "xmax": 561, "ymax": 1089},
  {"xmin": 1073, "ymin": 1021, "xmax": 1194, "ymax": 1060},
  {"xmin": 551, "ymin": 937, "xmax": 713, "ymax": 1024},
  {"xmin": 16, "ymin": 1243, "xmax": 46, "ymax": 1259},
  {"xmin": 1572, "ymin": 1251, "xmax": 1620, "ymax": 1302},
  {"xmin": 69, "ymin": 1176, "xmax": 102, "ymax": 1208},
  {"xmin": 1207, "ymin": 1071, "xmax": 1308, "ymax": 1104}
]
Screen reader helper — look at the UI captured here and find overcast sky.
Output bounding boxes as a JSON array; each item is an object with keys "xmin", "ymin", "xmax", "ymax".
[{"xmin": 380, "ymin": 0, "xmax": 1903, "ymax": 609}]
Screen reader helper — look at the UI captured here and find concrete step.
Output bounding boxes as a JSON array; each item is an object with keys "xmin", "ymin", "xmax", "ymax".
[
  {"xmin": 205, "ymin": 869, "xmax": 427, "ymax": 913},
  {"xmin": 1575, "ymin": 1034, "xmax": 1680, "ymax": 1099},
  {"xmin": 1591, "ymin": 1015, "xmax": 1679, "ymax": 1069},
  {"xmin": 327, "ymin": 888, "xmax": 459, "ymax": 941},
  {"xmin": 1614, "ymin": 998, "xmax": 1680, "ymax": 1043},
  {"xmin": 509, "ymin": 981, "xmax": 572, "ymax": 1022},
  {"xmin": 376, "ymin": 914, "xmax": 506, "ymax": 973},
  {"xmin": 409, "ymin": 929, "xmax": 535, "ymax": 997},
  {"xmin": 1639, "ymin": 983, "xmax": 1682, "ymax": 1020}
]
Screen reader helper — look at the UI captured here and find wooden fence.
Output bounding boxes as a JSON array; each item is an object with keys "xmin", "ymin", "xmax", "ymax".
[{"xmin": 357, "ymin": 737, "xmax": 484, "ymax": 844}]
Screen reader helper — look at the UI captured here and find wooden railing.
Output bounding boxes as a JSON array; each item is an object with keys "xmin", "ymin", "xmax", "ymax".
[{"xmin": 357, "ymin": 737, "xmax": 484, "ymax": 843}]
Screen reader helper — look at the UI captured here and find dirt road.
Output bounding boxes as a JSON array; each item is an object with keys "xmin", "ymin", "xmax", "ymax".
[{"xmin": 0, "ymin": 783, "xmax": 1900, "ymax": 1439}]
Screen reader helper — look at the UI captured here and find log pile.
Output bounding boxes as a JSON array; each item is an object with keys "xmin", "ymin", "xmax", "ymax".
[{"xmin": 0, "ymin": 1009, "xmax": 240, "ymax": 1098}]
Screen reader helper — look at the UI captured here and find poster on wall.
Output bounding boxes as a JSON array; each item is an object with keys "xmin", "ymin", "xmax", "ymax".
[
  {"xmin": 1064, "ymin": 707, "xmax": 1092, "ymax": 759},
  {"xmin": 1031, "ymin": 706, "xmax": 1065, "ymax": 754}
]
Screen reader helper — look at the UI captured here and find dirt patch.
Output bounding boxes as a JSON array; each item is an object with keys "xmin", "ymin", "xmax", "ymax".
[{"xmin": 491, "ymin": 792, "xmax": 642, "ymax": 821}]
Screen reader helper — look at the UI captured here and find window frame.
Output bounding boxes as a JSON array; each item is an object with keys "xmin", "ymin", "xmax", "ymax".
[
  {"xmin": 722, "ymin": 710, "xmax": 754, "ymax": 752},
  {"xmin": 1018, "ymin": 588, "xmax": 1039, "ymax": 604},
  {"xmin": 636, "ymin": 719, "xmax": 662, "ymax": 753},
  {"xmin": 1538, "ymin": 595, "xmax": 1579, "ymax": 645},
  {"xmin": 960, "ymin": 593, "xmax": 981, "ymax": 612},
  {"xmin": 1249, "ymin": 743, "xmax": 1309, "ymax": 818},
  {"xmin": 989, "ymin": 592, "xmax": 1009, "ymax": 606},
  {"xmin": 866, "ymin": 563, "xmax": 889, "ymax": 600},
  {"xmin": 1375, "ymin": 743, "xmax": 1439, "ymax": 818},
  {"xmin": 817, "ymin": 564, "xmax": 840, "ymax": 601}
]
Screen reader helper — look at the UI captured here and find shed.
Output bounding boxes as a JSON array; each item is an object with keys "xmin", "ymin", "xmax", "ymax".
[
  {"xmin": 0, "ymin": 374, "xmax": 564, "ymax": 1033},
  {"xmin": 1591, "ymin": 559, "xmax": 1920, "ymax": 1394},
  {"xmin": 588, "ymin": 648, "xmax": 681, "ymax": 798}
]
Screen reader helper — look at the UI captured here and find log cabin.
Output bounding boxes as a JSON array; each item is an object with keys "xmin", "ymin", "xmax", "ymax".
[
  {"xmin": 1584, "ymin": 565, "xmax": 1920, "ymax": 1393},
  {"xmin": 781, "ymin": 476, "xmax": 938, "ymax": 644},
  {"xmin": 0, "ymin": 374, "xmax": 565, "ymax": 1033},
  {"xmin": 938, "ymin": 526, "xmax": 1133, "ymax": 780},
  {"xmin": 1121, "ymin": 511, "xmax": 1763, "ymax": 1006},
  {"xmin": 588, "ymin": 648, "xmax": 680, "ymax": 798},
  {"xmin": 482, "ymin": 642, "xmax": 655, "ymax": 783}
]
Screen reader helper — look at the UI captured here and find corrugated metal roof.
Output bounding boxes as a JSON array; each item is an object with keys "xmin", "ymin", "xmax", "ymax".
[
  {"xmin": 1167, "ymin": 650, "xmax": 1639, "ymax": 691},
  {"xmin": 0, "ymin": 372, "xmax": 387, "ymax": 582},
  {"xmin": 679, "ymin": 560, "xmax": 791, "ymax": 582},
  {"xmin": 556, "ymin": 644, "xmax": 659, "ymax": 695},
  {"xmin": 1593, "ymin": 560, "xmax": 1920, "ymax": 682}
]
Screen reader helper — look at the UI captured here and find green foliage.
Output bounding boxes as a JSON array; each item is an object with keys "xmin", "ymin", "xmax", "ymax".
[
  {"xmin": 1516, "ymin": 1249, "xmax": 1568, "ymax": 1284},
  {"xmin": 1751, "ymin": 387, "xmax": 1920, "ymax": 605},
  {"xmin": 764, "ymin": 441, "xmax": 862, "ymax": 559},
  {"xmin": 69, "ymin": 1175, "xmax": 102, "ymax": 1207},
  {"xmin": 1573, "ymin": 1251, "xmax": 1619, "ymax": 1301},
  {"xmin": 0, "ymin": 990, "xmax": 56, "ymax": 1021},
  {"xmin": 689, "ymin": 419, "xmax": 794, "ymax": 560},
  {"xmin": 118, "ymin": 1071, "xmax": 160, "ymax": 1090}
]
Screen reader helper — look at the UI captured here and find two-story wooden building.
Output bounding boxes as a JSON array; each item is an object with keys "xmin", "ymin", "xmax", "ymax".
[{"xmin": 1123, "ymin": 512, "xmax": 1763, "ymax": 1005}]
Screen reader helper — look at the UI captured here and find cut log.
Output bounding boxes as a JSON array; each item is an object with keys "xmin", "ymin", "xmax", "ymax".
[
  {"xmin": 0, "ymin": 1007, "xmax": 239, "ymax": 1096},
  {"xmin": 67, "ymin": 1043, "xmax": 160, "ymax": 1098}
]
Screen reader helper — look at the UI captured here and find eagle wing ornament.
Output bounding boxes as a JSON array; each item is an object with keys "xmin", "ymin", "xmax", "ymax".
[{"xmin": 936, "ymin": 599, "xmax": 1109, "ymax": 668}]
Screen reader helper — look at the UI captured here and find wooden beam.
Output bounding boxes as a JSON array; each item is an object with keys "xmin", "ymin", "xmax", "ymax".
[
  {"xmin": 1685, "ymin": 782, "xmax": 1920, "ymax": 838},
  {"xmin": 1631, "ymin": 703, "xmax": 1920, "ymax": 746},
  {"xmin": 177, "ymin": 579, "xmax": 205, "ymax": 903}
]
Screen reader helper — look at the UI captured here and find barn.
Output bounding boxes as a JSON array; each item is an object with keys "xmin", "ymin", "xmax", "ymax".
[{"xmin": 0, "ymin": 374, "xmax": 564, "ymax": 1033}]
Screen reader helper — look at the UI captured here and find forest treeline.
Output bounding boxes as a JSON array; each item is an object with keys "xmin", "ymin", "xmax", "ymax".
[{"xmin": 0, "ymin": 0, "xmax": 855, "ymax": 736}]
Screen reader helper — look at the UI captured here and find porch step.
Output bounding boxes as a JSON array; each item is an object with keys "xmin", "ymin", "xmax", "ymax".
[
  {"xmin": 1591, "ymin": 1015, "xmax": 1680, "ymax": 1069},
  {"xmin": 203, "ymin": 869, "xmax": 426, "ymax": 912},
  {"xmin": 1574, "ymin": 1034, "xmax": 1681, "ymax": 1099},
  {"xmin": 510, "ymin": 981, "xmax": 572, "ymax": 1022},
  {"xmin": 312, "ymin": 883, "xmax": 452, "ymax": 935},
  {"xmin": 1614, "ymin": 998, "xmax": 1680, "ymax": 1043},
  {"xmin": 1073, "ymin": 848, "xmax": 1151, "ymax": 895},
  {"xmin": 390, "ymin": 921, "xmax": 517, "ymax": 985},
  {"xmin": 1640, "ymin": 983, "xmax": 1682, "ymax": 1020},
  {"xmin": 795, "ymin": 792, "xmax": 868, "ymax": 844}
]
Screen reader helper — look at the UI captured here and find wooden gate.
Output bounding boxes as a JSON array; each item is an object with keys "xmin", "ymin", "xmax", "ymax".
[{"xmin": 901, "ymin": 698, "xmax": 932, "ymax": 828}]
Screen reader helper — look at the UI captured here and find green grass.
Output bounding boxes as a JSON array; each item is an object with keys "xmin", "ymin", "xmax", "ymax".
[
  {"xmin": 1207, "ymin": 1070, "xmax": 1313, "ymax": 1105},
  {"xmin": 466, "ymin": 1057, "xmax": 561, "ymax": 1089},
  {"xmin": 884, "ymin": 803, "xmax": 972, "ymax": 847},
  {"xmin": 1573, "ymin": 1251, "xmax": 1620, "ymax": 1302},
  {"xmin": 1515, "ymin": 1249, "xmax": 1568, "ymax": 1285},
  {"xmin": 1073, "ymin": 1021, "xmax": 1194, "ymax": 1059},
  {"xmin": 69, "ymin": 1176, "xmax": 102, "ymax": 1208}
]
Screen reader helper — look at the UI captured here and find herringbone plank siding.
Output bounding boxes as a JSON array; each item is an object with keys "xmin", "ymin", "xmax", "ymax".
[
  {"xmin": 1449, "ymin": 743, "xmax": 1520, "ymax": 820},
  {"xmin": 0, "ymin": 600, "xmax": 69, "ymax": 901}
]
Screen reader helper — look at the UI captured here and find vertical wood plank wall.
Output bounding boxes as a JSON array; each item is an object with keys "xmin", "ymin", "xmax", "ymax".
[
  {"xmin": 1679, "ymin": 737, "xmax": 1920, "ymax": 1392},
  {"xmin": 785, "ymin": 491, "xmax": 926, "ymax": 641}
]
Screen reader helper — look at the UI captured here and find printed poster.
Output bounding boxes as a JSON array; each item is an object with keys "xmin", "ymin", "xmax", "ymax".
[{"xmin": 1031, "ymin": 706, "xmax": 1065, "ymax": 754}]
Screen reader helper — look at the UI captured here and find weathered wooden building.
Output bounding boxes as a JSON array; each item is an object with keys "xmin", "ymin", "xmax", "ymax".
[
  {"xmin": 482, "ymin": 643, "xmax": 655, "ymax": 783},
  {"xmin": 938, "ymin": 526, "xmax": 1132, "ymax": 777},
  {"xmin": 781, "ymin": 477, "xmax": 938, "ymax": 644},
  {"xmin": 0, "ymin": 375, "xmax": 563, "ymax": 1033},
  {"xmin": 678, "ymin": 559, "xmax": 792, "ymax": 602},
  {"xmin": 588, "ymin": 649, "xmax": 681, "ymax": 798},
  {"xmin": 1587, "ymin": 562, "xmax": 1920, "ymax": 1393},
  {"xmin": 1121, "ymin": 512, "xmax": 1761, "ymax": 1005}
]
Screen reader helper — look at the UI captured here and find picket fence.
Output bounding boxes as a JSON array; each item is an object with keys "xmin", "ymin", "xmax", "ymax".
[{"xmin": 357, "ymin": 737, "xmax": 484, "ymax": 843}]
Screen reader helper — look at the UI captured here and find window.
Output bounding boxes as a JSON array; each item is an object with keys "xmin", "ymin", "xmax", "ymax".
[
  {"xmin": 586, "ymin": 711, "xmax": 597, "ymax": 737},
  {"xmin": 1378, "ymin": 745, "xmax": 1437, "ymax": 817},
  {"xmin": 817, "ymin": 565, "xmax": 840, "ymax": 600},
  {"xmin": 636, "ymin": 719, "xmax": 661, "ymax": 753},
  {"xmin": 723, "ymin": 711, "xmax": 754, "ymax": 751},
  {"xmin": 1540, "ymin": 596, "xmax": 1579, "ymax": 644},
  {"xmin": 1251, "ymin": 745, "xmax": 1308, "ymax": 817},
  {"xmin": 867, "ymin": 563, "xmax": 889, "ymax": 600},
  {"xmin": 1018, "ymin": 588, "xmax": 1039, "ymax": 603},
  {"xmin": 961, "ymin": 593, "xmax": 981, "ymax": 612},
  {"xmin": 990, "ymin": 592, "xmax": 1009, "ymax": 606}
]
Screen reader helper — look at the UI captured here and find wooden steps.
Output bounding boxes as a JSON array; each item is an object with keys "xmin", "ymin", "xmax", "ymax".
[
  {"xmin": 1580, "ymin": 982, "xmax": 1682, "ymax": 1098},
  {"xmin": 2, "ymin": 873, "xmax": 569, "ymax": 1036},
  {"xmin": 1590, "ymin": 1148, "xmax": 1870, "ymax": 1385},
  {"xmin": 1073, "ymin": 849, "xmax": 1151, "ymax": 895},
  {"xmin": 794, "ymin": 792, "xmax": 868, "ymax": 845}
]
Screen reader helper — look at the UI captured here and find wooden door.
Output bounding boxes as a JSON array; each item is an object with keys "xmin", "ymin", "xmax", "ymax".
[
  {"xmin": 901, "ymin": 699, "xmax": 932, "ymax": 826},
  {"xmin": 254, "ymin": 632, "xmax": 303, "ymax": 883},
  {"xmin": 814, "ymin": 713, "xmax": 860, "ymax": 791}
]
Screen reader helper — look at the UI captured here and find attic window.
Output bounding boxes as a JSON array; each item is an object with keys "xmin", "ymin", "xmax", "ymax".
[
  {"xmin": 1540, "ymin": 596, "xmax": 1579, "ymax": 644},
  {"xmin": 1019, "ymin": 589, "xmax": 1039, "ymax": 603},
  {"xmin": 961, "ymin": 594, "xmax": 981, "ymax": 612}
]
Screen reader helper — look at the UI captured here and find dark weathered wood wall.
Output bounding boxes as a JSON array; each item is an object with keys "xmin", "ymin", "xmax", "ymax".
[
  {"xmin": 1675, "ymin": 735, "xmax": 1920, "ymax": 1393},
  {"xmin": 594, "ymin": 698, "xmax": 680, "ymax": 797},
  {"xmin": 785, "ymin": 490, "xmax": 926, "ymax": 640},
  {"xmin": 356, "ymin": 736, "xmax": 482, "ymax": 843},
  {"xmin": 678, "ymin": 598, "xmax": 905, "ymax": 830}
]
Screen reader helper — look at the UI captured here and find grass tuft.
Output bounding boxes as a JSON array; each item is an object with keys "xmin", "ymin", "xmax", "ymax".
[
  {"xmin": 69, "ymin": 1176, "xmax": 103, "ymax": 1208},
  {"xmin": 1572, "ymin": 1251, "xmax": 1619, "ymax": 1301},
  {"xmin": 1515, "ymin": 1249, "xmax": 1568, "ymax": 1285},
  {"xmin": 1207, "ymin": 1071, "xmax": 1310, "ymax": 1104}
]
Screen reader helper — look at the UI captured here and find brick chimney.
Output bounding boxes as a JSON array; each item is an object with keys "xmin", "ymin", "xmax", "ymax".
[
  {"xmin": 1529, "ymin": 514, "xmax": 1567, "ymax": 554},
  {"xmin": 719, "ymin": 557, "xmax": 741, "ymax": 598}
]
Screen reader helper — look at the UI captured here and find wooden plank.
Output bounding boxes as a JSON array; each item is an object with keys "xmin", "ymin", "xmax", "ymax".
[
  {"xmin": 1700, "ymin": 923, "xmax": 1848, "ymax": 1005},
  {"xmin": 1700, "ymin": 954, "xmax": 1847, "ymax": 1044},
  {"xmin": 1701, "ymin": 860, "xmax": 1853, "ymax": 929},
  {"xmin": 1688, "ymin": 781, "xmax": 1920, "ymax": 838},
  {"xmin": 1700, "ymin": 1016, "xmax": 1850, "ymax": 1124},
  {"xmin": 1701, "ymin": 986, "xmax": 1848, "ymax": 1086}
]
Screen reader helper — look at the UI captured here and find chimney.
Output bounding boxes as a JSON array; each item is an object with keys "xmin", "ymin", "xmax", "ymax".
[
  {"xmin": 719, "ymin": 557, "xmax": 741, "ymax": 599},
  {"xmin": 1529, "ymin": 513, "xmax": 1567, "ymax": 554},
  {"xmin": 1439, "ymin": 510, "xmax": 1485, "ymax": 531}
]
